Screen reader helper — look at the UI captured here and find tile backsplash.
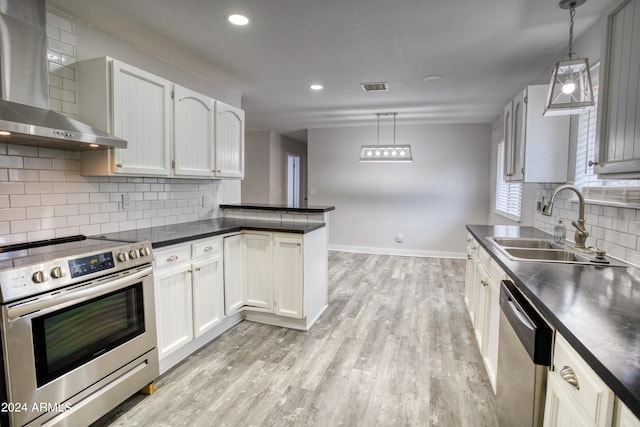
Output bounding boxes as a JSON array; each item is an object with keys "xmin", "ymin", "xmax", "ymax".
[
  {"xmin": 535, "ymin": 184, "xmax": 640, "ymax": 266},
  {"xmin": 0, "ymin": 144, "xmax": 222, "ymax": 244}
]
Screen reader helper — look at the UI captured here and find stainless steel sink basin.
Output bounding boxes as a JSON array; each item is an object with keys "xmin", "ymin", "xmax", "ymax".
[
  {"xmin": 486, "ymin": 237, "xmax": 627, "ymax": 267},
  {"xmin": 490, "ymin": 238, "xmax": 559, "ymax": 249},
  {"xmin": 504, "ymin": 248, "xmax": 580, "ymax": 262}
]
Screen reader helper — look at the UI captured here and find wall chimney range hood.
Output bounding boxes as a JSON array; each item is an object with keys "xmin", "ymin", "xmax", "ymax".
[{"xmin": 0, "ymin": 0, "xmax": 126, "ymax": 150}]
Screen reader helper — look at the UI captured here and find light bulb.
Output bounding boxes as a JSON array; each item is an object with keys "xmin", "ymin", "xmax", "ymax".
[
  {"xmin": 375, "ymin": 150, "xmax": 381, "ymax": 156},
  {"xmin": 562, "ymin": 81, "xmax": 576, "ymax": 94},
  {"xmin": 391, "ymin": 150, "xmax": 397, "ymax": 157},
  {"xmin": 383, "ymin": 150, "xmax": 389, "ymax": 157}
]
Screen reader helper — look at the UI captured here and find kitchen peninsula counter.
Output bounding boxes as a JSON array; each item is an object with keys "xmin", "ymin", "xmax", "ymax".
[
  {"xmin": 93, "ymin": 217, "xmax": 326, "ymax": 248},
  {"xmin": 467, "ymin": 224, "xmax": 640, "ymax": 419}
]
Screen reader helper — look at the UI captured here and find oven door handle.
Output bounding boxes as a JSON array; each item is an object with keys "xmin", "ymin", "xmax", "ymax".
[{"xmin": 6, "ymin": 266, "xmax": 153, "ymax": 321}]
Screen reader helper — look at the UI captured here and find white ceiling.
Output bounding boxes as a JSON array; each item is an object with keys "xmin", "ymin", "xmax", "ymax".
[{"xmin": 48, "ymin": 0, "xmax": 610, "ymax": 140}]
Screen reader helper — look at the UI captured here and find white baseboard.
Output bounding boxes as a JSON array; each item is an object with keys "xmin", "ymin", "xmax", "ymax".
[{"xmin": 328, "ymin": 244, "xmax": 465, "ymax": 259}]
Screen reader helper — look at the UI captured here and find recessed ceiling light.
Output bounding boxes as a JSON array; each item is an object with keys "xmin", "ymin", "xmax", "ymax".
[
  {"xmin": 424, "ymin": 75, "xmax": 442, "ymax": 81},
  {"xmin": 0, "ymin": 130, "xmax": 11, "ymax": 136},
  {"xmin": 310, "ymin": 84, "xmax": 323, "ymax": 91},
  {"xmin": 228, "ymin": 14, "xmax": 249, "ymax": 26}
]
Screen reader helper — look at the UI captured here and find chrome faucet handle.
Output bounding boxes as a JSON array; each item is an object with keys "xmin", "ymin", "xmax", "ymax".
[{"xmin": 587, "ymin": 246, "xmax": 606, "ymax": 257}]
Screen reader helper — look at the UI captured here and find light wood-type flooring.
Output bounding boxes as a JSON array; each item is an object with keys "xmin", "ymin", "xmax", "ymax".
[{"xmin": 93, "ymin": 251, "xmax": 498, "ymax": 426}]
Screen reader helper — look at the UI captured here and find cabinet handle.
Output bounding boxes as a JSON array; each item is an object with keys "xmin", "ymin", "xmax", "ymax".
[
  {"xmin": 467, "ymin": 255, "xmax": 473, "ymax": 260},
  {"xmin": 116, "ymin": 163, "xmax": 123, "ymax": 168},
  {"xmin": 194, "ymin": 267, "xmax": 201, "ymax": 272},
  {"xmin": 481, "ymin": 279, "xmax": 488, "ymax": 287},
  {"xmin": 588, "ymin": 160, "xmax": 598, "ymax": 167},
  {"xmin": 167, "ymin": 255, "xmax": 179, "ymax": 262},
  {"xmin": 559, "ymin": 365, "xmax": 580, "ymax": 390},
  {"xmin": 203, "ymin": 246, "xmax": 213, "ymax": 252}
]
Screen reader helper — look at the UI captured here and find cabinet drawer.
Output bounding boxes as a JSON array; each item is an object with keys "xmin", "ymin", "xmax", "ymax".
[
  {"xmin": 154, "ymin": 245, "xmax": 191, "ymax": 270},
  {"xmin": 192, "ymin": 238, "xmax": 221, "ymax": 260},
  {"xmin": 552, "ymin": 333, "xmax": 614, "ymax": 426}
]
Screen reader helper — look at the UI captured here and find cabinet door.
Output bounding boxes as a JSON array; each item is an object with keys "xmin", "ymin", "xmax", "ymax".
[
  {"xmin": 510, "ymin": 90, "xmax": 526, "ymax": 181},
  {"xmin": 464, "ymin": 236, "xmax": 477, "ymax": 321},
  {"xmin": 174, "ymin": 85, "xmax": 215, "ymax": 178},
  {"xmin": 192, "ymin": 255, "xmax": 224, "ymax": 337},
  {"xmin": 473, "ymin": 263, "xmax": 489, "ymax": 350},
  {"xmin": 214, "ymin": 101, "xmax": 244, "ymax": 178},
  {"xmin": 595, "ymin": 0, "xmax": 640, "ymax": 177},
  {"xmin": 111, "ymin": 60, "xmax": 172, "ymax": 176},
  {"xmin": 154, "ymin": 265, "xmax": 193, "ymax": 359},
  {"xmin": 223, "ymin": 234, "xmax": 244, "ymax": 314},
  {"xmin": 544, "ymin": 371, "xmax": 594, "ymax": 427},
  {"xmin": 482, "ymin": 273, "xmax": 501, "ymax": 394},
  {"xmin": 273, "ymin": 235, "xmax": 304, "ymax": 318},
  {"xmin": 503, "ymin": 101, "xmax": 514, "ymax": 180},
  {"xmin": 243, "ymin": 233, "xmax": 273, "ymax": 310}
]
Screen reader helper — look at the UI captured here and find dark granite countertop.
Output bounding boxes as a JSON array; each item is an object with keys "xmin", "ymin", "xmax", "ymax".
[
  {"xmin": 220, "ymin": 203, "xmax": 335, "ymax": 213},
  {"xmin": 467, "ymin": 224, "xmax": 640, "ymax": 418},
  {"xmin": 92, "ymin": 218, "xmax": 325, "ymax": 248}
]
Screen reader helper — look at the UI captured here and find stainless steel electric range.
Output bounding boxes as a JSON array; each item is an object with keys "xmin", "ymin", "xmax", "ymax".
[{"xmin": 0, "ymin": 235, "xmax": 159, "ymax": 427}]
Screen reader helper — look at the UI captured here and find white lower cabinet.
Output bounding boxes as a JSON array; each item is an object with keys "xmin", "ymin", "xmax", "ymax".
[
  {"xmin": 615, "ymin": 400, "xmax": 640, "ymax": 427},
  {"xmin": 223, "ymin": 234, "xmax": 244, "ymax": 314},
  {"xmin": 273, "ymin": 235, "xmax": 304, "ymax": 318},
  {"xmin": 544, "ymin": 333, "xmax": 615, "ymax": 427},
  {"xmin": 222, "ymin": 229, "xmax": 328, "ymax": 329},
  {"xmin": 154, "ymin": 262, "xmax": 193, "ymax": 360},
  {"xmin": 464, "ymin": 236, "xmax": 509, "ymax": 394},
  {"xmin": 243, "ymin": 232, "xmax": 273, "ymax": 310},
  {"xmin": 153, "ymin": 237, "xmax": 226, "ymax": 372}
]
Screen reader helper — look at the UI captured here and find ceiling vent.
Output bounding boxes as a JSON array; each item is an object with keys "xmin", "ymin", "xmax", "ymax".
[{"xmin": 360, "ymin": 82, "xmax": 389, "ymax": 92}]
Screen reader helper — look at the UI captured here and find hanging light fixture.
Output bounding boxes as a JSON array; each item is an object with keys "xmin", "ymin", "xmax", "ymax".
[
  {"xmin": 544, "ymin": 0, "xmax": 595, "ymax": 116},
  {"xmin": 359, "ymin": 113, "xmax": 413, "ymax": 162}
]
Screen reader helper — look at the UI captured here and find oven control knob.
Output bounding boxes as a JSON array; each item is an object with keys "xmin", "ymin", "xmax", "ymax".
[
  {"xmin": 139, "ymin": 247, "xmax": 150, "ymax": 257},
  {"xmin": 117, "ymin": 252, "xmax": 128, "ymax": 262},
  {"xmin": 32, "ymin": 271, "xmax": 48, "ymax": 283},
  {"xmin": 50, "ymin": 266, "xmax": 65, "ymax": 279},
  {"xmin": 129, "ymin": 250, "xmax": 139, "ymax": 259}
]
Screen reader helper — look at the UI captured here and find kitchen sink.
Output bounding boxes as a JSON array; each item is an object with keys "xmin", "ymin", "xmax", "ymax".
[
  {"xmin": 504, "ymin": 248, "xmax": 581, "ymax": 262},
  {"xmin": 489, "ymin": 237, "xmax": 560, "ymax": 249},
  {"xmin": 486, "ymin": 237, "xmax": 627, "ymax": 267}
]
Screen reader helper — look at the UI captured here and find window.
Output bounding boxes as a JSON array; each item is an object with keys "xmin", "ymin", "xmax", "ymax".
[
  {"xmin": 574, "ymin": 62, "xmax": 640, "ymax": 204},
  {"xmin": 495, "ymin": 140, "xmax": 522, "ymax": 221}
]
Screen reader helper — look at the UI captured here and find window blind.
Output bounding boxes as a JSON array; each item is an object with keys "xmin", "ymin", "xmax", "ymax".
[{"xmin": 495, "ymin": 140, "xmax": 522, "ymax": 220}]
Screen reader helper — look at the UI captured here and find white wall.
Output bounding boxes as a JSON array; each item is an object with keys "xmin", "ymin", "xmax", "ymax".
[
  {"xmin": 308, "ymin": 124, "xmax": 492, "ymax": 257},
  {"xmin": 242, "ymin": 131, "xmax": 271, "ymax": 204}
]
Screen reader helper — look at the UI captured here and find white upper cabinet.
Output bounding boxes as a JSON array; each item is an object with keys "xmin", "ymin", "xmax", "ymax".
[
  {"xmin": 78, "ymin": 57, "xmax": 244, "ymax": 179},
  {"xmin": 79, "ymin": 57, "xmax": 172, "ymax": 176},
  {"xmin": 503, "ymin": 85, "xmax": 570, "ymax": 183},
  {"xmin": 215, "ymin": 101, "xmax": 245, "ymax": 178},
  {"xmin": 595, "ymin": 0, "xmax": 640, "ymax": 177},
  {"xmin": 173, "ymin": 85, "xmax": 215, "ymax": 178}
]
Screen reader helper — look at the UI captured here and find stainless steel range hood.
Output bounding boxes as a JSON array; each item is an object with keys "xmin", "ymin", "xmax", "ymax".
[{"xmin": 0, "ymin": 0, "xmax": 126, "ymax": 150}]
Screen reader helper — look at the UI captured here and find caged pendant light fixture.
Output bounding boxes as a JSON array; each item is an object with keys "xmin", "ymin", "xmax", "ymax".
[
  {"xmin": 359, "ymin": 113, "xmax": 413, "ymax": 162},
  {"xmin": 544, "ymin": 0, "xmax": 595, "ymax": 116}
]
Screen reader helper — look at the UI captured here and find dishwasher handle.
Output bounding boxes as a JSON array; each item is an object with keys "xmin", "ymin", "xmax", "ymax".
[{"xmin": 500, "ymin": 280, "xmax": 553, "ymax": 366}]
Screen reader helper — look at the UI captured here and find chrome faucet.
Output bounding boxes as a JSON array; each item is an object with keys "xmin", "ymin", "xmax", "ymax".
[{"xmin": 542, "ymin": 184, "xmax": 589, "ymax": 249}]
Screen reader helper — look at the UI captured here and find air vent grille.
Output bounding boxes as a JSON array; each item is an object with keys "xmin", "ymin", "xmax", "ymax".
[{"xmin": 360, "ymin": 82, "xmax": 389, "ymax": 92}]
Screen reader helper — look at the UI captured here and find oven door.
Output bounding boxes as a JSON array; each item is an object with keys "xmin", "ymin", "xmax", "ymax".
[{"xmin": 1, "ymin": 265, "xmax": 157, "ymax": 426}]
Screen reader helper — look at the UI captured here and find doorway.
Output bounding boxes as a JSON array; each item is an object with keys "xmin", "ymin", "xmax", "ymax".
[{"xmin": 287, "ymin": 154, "xmax": 301, "ymax": 206}]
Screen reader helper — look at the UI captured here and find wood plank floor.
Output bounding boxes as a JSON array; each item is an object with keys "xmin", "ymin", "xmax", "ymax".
[{"xmin": 93, "ymin": 252, "xmax": 498, "ymax": 427}]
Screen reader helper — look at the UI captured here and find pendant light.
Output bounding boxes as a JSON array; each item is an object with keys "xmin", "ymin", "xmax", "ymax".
[
  {"xmin": 544, "ymin": 0, "xmax": 595, "ymax": 116},
  {"xmin": 359, "ymin": 113, "xmax": 413, "ymax": 162}
]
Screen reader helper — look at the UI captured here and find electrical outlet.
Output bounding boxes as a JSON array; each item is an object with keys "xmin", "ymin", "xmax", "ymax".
[
  {"xmin": 396, "ymin": 233, "xmax": 404, "ymax": 243},
  {"xmin": 122, "ymin": 194, "xmax": 131, "ymax": 210}
]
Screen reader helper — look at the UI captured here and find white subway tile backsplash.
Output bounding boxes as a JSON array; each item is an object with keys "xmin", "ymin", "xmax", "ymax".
[
  {"xmin": 9, "ymin": 169, "xmax": 40, "ymax": 182},
  {"xmin": 24, "ymin": 157, "xmax": 52, "ymax": 170},
  {"xmin": 11, "ymin": 219, "xmax": 42, "ymax": 234},
  {"xmin": 10, "ymin": 195, "xmax": 41, "ymax": 207},
  {"xmin": 535, "ymin": 183, "xmax": 640, "ymax": 266}
]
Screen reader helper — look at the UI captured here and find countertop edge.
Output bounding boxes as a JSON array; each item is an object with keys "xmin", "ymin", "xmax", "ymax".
[
  {"xmin": 220, "ymin": 203, "xmax": 335, "ymax": 213},
  {"xmin": 466, "ymin": 224, "xmax": 640, "ymax": 419}
]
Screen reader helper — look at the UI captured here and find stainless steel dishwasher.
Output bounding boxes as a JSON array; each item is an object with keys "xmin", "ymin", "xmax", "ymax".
[{"xmin": 496, "ymin": 280, "xmax": 553, "ymax": 427}]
